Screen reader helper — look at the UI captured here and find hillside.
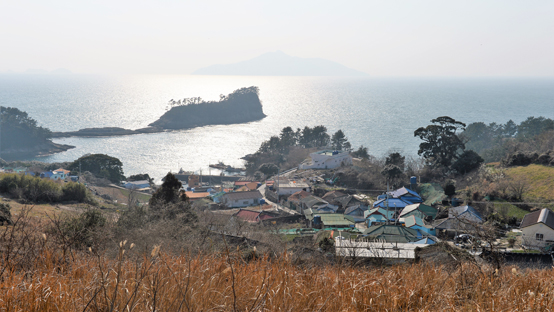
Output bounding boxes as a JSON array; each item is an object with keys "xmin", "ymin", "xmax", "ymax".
[
  {"xmin": 505, "ymin": 164, "xmax": 554, "ymax": 201},
  {"xmin": 0, "ymin": 106, "xmax": 74, "ymax": 159},
  {"xmin": 193, "ymin": 51, "xmax": 368, "ymax": 76}
]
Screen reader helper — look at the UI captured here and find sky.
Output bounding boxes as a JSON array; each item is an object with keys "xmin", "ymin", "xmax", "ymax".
[{"xmin": 1, "ymin": 0, "xmax": 553, "ymax": 76}]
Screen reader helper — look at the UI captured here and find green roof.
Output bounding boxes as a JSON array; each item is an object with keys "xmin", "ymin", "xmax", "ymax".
[
  {"xmin": 400, "ymin": 203, "xmax": 438, "ymax": 220},
  {"xmin": 362, "ymin": 225, "xmax": 420, "ymax": 243},
  {"xmin": 317, "ymin": 214, "xmax": 355, "ymax": 226}
]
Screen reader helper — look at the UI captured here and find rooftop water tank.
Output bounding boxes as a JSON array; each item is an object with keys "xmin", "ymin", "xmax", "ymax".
[{"xmin": 410, "ymin": 176, "xmax": 417, "ymax": 185}]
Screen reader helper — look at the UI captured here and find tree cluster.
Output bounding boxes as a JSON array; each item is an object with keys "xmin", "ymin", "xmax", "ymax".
[
  {"xmin": 415, "ymin": 116, "xmax": 483, "ymax": 175},
  {"xmin": 462, "ymin": 116, "xmax": 554, "ymax": 162},
  {"xmin": 0, "ymin": 173, "xmax": 90, "ymax": 203},
  {"xmin": 247, "ymin": 126, "xmax": 363, "ymax": 175},
  {"xmin": 69, "ymin": 154, "xmax": 125, "ymax": 184},
  {"xmin": 0, "ymin": 106, "xmax": 52, "ymax": 151}
]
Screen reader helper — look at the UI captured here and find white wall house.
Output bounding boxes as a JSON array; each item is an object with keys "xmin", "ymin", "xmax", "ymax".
[
  {"xmin": 299, "ymin": 150, "xmax": 352, "ymax": 170},
  {"xmin": 274, "ymin": 178, "xmax": 311, "ymax": 196},
  {"xmin": 221, "ymin": 190, "xmax": 263, "ymax": 208},
  {"xmin": 520, "ymin": 208, "xmax": 554, "ymax": 250}
]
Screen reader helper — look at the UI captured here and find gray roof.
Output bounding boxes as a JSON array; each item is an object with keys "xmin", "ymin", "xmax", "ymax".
[
  {"xmin": 222, "ymin": 190, "xmax": 262, "ymax": 201},
  {"xmin": 344, "ymin": 205, "xmax": 365, "ymax": 215},
  {"xmin": 300, "ymin": 195, "xmax": 328, "ymax": 208},
  {"xmin": 449, "ymin": 205, "xmax": 483, "ymax": 220},
  {"xmin": 520, "ymin": 209, "xmax": 554, "ymax": 230}
]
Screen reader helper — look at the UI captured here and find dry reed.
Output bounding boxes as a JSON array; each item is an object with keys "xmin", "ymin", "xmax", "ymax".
[{"xmin": 2, "ymin": 211, "xmax": 554, "ymax": 311}]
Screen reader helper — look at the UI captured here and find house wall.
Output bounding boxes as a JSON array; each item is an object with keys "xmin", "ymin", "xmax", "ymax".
[
  {"xmin": 223, "ymin": 197, "xmax": 260, "ymax": 208},
  {"xmin": 277, "ymin": 187, "xmax": 309, "ymax": 196},
  {"xmin": 521, "ymin": 223, "xmax": 554, "ymax": 249},
  {"xmin": 299, "ymin": 151, "xmax": 353, "ymax": 169}
]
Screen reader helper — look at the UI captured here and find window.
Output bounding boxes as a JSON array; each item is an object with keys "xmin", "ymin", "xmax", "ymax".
[
  {"xmin": 243, "ymin": 201, "xmax": 249, "ymax": 205},
  {"xmin": 536, "ymin": 233, "xmax": 544, "ymax": 241}
]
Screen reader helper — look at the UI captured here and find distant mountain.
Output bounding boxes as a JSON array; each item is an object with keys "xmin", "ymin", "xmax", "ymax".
[
  {"xmin": 51, "ymin": 68, "xmax": 73, "ymax": 74},
  {"xmin": 193, "ymin": 51, "xmax": 368, "ymax": 76},
  {"xmin": 23, "ymin": 68, "xmax": 72, "ymax": 74}
]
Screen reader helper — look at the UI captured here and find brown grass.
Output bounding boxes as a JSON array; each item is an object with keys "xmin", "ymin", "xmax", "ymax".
[
  {"xmin": 505, "ymin": 164, "xmax": 554, "ymax": 201},
  {"xmin": 2, "ymin": 211, "xmax": 554, "ymax": 311}
]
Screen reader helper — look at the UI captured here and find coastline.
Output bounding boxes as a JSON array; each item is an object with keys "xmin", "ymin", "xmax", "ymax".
[{"xmin": 1, "ymin": 141, "xmax": 75, "ymax": 160}]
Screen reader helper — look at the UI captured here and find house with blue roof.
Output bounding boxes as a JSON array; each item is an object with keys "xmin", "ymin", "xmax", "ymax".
[
  {"xmin": 372, "ymin": 197, "xmax": 412, "ymax": 210},
  {"xmin": 388, "ymin": 187, "xmax": 422, "ymax": 203},
  {"xmin": 365, "ymin": 207, "xmax": 396, "ymax": 227},
  {"xmin": 40, "ymin": 171, "xmax": 54, "ymax": 179}
]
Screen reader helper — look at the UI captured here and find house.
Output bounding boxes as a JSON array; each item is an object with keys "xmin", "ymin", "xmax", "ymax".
[
  {"xmin": 362, "ymin": 225, "xmax": 422, "ymax": 243},
  {"xmin": 344, "ymin": 205, "xmax": 368, "ymax": 223},
  {"xmin": 299, "ymin": 150, "xmax": 353, "ymax": 170},
  {"xmin": 184, "ymin": 191, "xmax": 211, "ymax": 201},
  {"xmin": 233, "ymin": 209, "xmax": 277, "ymax": 223},
  {"xmin": 520, "ymin": 208, "xmax": 554, "ymax": 250},
  {"xmin": 287, "ymin": 190, "xmax": 311, "ymax": 211},
  {"xmin": 124, "ymin": 180, "xmax": 151, "ymax": 190},
  {"xmin": 299, "ymin": 195, "xmax": 334, "ymax": 214},
  {"xmin": 322, "ymin": 191, "xmax": 364, "ymax": 212},
  {"xmin": 236, "ymin": 182, "xmax": 260, "ymax": 192},
  {"xmin": 365, "ymin": 207, "xmax": 396, "ymax": 227},
  {"xmin": 448, "ymin": 205, "xmax": 483, "ymax": 223},
  {"xmin": 49, "ymin": 168, "xmax": 71, "ymax": 180},
  {"xmin": 398, "ymin": 203, "xmax": 438, "ymax": 221},
  {"xmin": 404, "ymin": 215, "xmax": 436, "ymax": 236},
  {"xmin": 388, "ymin": 187, "xmax": 423, "ymax": 204},
  {"xmin": 372, "ymin": 198, "xmax": 411, "ymax": 213},
  {"xmin": 434, "ymin": 206, "xmax": 483, "ymax": 234},
  {"xmin": 313, "ymin": 214, "xmax": 355, "ymax": 229},
  {"xmin": 220, "ymin": 190, "xmax": 263, "ymax": 208},
  {"xmin": 274, "ymin": 178, "xmax": 311, "ymax": 196},
  {"xmin": 40, "ymin": 171, "xmax": 54, "ymax": 179}
]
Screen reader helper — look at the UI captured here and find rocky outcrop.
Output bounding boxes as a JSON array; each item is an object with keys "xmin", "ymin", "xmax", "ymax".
[{"xmin": 52, "ymin": 86, "xmax": 266, "ymax": 138}]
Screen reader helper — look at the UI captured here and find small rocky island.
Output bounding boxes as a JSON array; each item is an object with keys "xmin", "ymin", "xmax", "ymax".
[{"xmin": 52, "ymin": 86, "xmax": 266, "ymax": 138}]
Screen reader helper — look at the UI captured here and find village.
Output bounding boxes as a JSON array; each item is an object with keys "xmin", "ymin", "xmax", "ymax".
[
  {"xmin": 2, "ymin": 119, "xmax": 553, "ymax": 267},
  {"xmin": 78, "ymin": 147, "xmax": 553, "ymax": 265}
]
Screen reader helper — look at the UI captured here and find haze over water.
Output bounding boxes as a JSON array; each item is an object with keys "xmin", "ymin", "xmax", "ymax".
[{"xmin": 1, "ymin": 74, "xmax": 553, "ymax": 181}]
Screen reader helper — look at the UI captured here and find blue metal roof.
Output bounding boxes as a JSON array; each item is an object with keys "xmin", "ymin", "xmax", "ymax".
[{"xmin": 373, "ymin": 198, "xmax": 412, "ymax": 209}]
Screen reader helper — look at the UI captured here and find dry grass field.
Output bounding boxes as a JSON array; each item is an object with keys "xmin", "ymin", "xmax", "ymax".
[
  {"xmin": 2, "ymin": 211, "xmax": 554, "ymax": 311},
  {"xmin": 505, "ymin": 164, "xmax": 554, "ymax": 201}
]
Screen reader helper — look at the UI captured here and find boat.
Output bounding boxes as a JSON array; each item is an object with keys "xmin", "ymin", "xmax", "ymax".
[
  {"xmin": 225, "ymin": 165, "xmax": 246, "ymax": 173},
  {"xmin": 209, "ymin": 162, "xmax": 227, "ymax": 170}
]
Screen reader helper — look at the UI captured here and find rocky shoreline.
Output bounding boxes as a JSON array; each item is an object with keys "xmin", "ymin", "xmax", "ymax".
[
  {"xmin": 51, "ymin": 127, "xmax": 163, "ymax": 138},
  {"xmin": 1, "ymin": 142, "xmax": 75, "ymax": 160}
]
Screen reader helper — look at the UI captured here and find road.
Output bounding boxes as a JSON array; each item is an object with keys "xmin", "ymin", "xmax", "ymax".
[{"xmin": 258, "ymin": 183, "xmax": 300, "ymax": 215}]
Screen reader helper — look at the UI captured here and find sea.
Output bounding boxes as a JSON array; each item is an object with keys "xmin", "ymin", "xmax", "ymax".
[{"xmin": 1, "ymin": 74, "xmax": 553, "ymax": 182}]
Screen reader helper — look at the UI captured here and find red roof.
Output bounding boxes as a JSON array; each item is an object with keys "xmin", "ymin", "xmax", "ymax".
[{"xmin": 288, "ymin": 190, "xmax": 311, "ymax": 203}]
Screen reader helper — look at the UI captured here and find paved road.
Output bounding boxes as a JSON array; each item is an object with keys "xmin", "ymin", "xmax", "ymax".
[{"xmin": 258, "ymin": 183, "xmax": 300, "ymax": 215}]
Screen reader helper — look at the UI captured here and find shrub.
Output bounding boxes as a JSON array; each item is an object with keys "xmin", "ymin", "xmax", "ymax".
[
  {"xmin": 0, "ymin": 202, "xmax": 11, "ymax": 225},
  {"xmin": 58, "ymin": 209, "xmax": 107, "ymax": 249},
  {"xmin": 62, "ymin": 182, "xmax": 88, "ymax": 202}
]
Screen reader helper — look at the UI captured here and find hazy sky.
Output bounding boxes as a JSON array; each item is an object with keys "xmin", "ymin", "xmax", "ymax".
[{"xmin": 1, "ymin": 0, "xmax": 553, "ymax": 76}]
